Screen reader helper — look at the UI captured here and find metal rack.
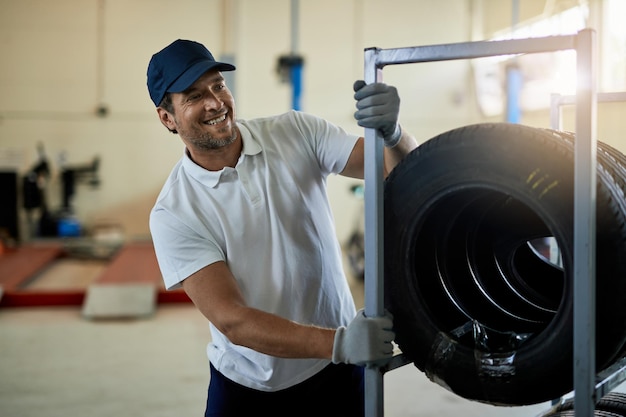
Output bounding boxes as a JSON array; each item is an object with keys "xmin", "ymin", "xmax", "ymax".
[
  {"xmin": 362, "ymin": 29, "xmax": 626, "ymax": 417},
  {"xmin": 551, "ymin": 91, "xmax": 626, "ymax": 130}
]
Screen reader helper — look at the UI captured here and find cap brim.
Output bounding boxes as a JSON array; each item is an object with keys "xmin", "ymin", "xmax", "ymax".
[{"xmin": 168, "ymin": 60, "xmax": 236, "ymax": 94}]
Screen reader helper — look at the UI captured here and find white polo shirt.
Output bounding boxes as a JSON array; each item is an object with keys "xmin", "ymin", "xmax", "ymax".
[{"xmin": 150, "ymin": 110, "xmax": 360, "ymax": 391}]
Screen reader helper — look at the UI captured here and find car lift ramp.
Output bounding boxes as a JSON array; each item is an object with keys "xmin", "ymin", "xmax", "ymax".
[{"xmin": 362, "ymin": 28, "xmax": 626, "ymax": 417}]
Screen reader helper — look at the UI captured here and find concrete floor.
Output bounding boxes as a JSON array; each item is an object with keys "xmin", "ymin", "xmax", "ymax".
[
  {"xmin": 0, "ymin": 305, "xmax": 555, "ymax": 417},
  {"xmin": 0, "ymin": 264, "xmax": 621, "ymax": 417}
]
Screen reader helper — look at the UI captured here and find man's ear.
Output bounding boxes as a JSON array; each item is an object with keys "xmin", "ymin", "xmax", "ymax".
[{"xmin": 157, "ymin": 108, "xmax": 176, "ymax": 132}]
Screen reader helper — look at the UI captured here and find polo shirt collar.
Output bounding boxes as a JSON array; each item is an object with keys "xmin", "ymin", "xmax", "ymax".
[{"xmin": 181, "ymin": 122, "xmax": 262, "ymax": 187}]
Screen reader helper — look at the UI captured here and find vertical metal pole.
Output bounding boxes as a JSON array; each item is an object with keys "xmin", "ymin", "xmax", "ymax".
[
  {"xmin": 573, "ymin": 28, "xmax": 598, "ymax": 417},
  {"xmin": 550, "ymin": 94, "xmax": 562, "ymax": 130},
  {"xmin": 290, "ymin": 0, "xmax": 299, "ymax": 55},
  {"xmin": 363, "ymin": 47, "xmax": 385, "ymax": 417},
  {"xmin": 290, "ymin": 63, "xmax": 303, "ymax": 111},
  {"xmin": 96, "ymin": 0, "xmax": 106, "ymax": 110},
  {"xmin": 220, "ymin": 0, "xmax": 238, "ymax": 101},
  {"xmin": 505, "ymin": 0, "xmax": 521, "ymax": 124},
  {"xmin": 505, "ymin": 64, "xmax": 522, "ymax": 123},
  {"xmin": 290, "ymin": 0, "xmax": 302, "ymax": 111}
]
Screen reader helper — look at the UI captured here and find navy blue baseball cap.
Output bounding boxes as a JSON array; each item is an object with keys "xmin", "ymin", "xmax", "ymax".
[{"xmin": 147, "ymin": 39, "xmax": 236, "ymax": 106}]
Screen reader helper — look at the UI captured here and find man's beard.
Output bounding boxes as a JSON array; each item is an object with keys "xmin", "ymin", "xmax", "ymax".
[{"xmin": 182, "ymin": 125, "xmax": 238, "ymax": 150}]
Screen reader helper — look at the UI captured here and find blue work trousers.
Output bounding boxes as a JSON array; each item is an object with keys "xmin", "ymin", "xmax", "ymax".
[{"xmin": 205, "ymin": 362, "xmax": 365, "ymax": 417}]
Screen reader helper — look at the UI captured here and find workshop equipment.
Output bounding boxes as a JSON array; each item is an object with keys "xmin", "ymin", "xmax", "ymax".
[{"xmin": 22, "ymin": 144, "xmax": 100, "ymax": 238}]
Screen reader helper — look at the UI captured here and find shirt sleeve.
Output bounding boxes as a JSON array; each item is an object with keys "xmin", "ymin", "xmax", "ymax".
[
  {"xmin": 150, "ymin": 205, "xmax": 225, "ymax": 290},
  {"xmin": 289, "ymin": 111, "xmax": 360, "ymax": 176}
]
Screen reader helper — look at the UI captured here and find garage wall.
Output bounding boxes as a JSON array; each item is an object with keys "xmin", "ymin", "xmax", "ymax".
[
  {"xmin": 1, "ymin": 0, "xmax": 623, "ymax": 245},
  {"xmin": 478, "ymin": 0, "xmax": 626, "ymax": 153},
  {"xmin": 0, "ymin": 0, "xmax": 475, "ymax": 242}
]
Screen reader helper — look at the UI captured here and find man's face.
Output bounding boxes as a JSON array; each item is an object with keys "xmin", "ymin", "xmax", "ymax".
[{"xmin": 161, "ymin": 70, "xmax": 237, "ymax": 150}]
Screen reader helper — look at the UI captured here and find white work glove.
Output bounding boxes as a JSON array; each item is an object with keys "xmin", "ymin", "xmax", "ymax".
[
  {"xmin": 332, "ymin": 309, "xmax": 395, "ymax": 366},
  {"xmin": 353, "ymin": 80, "xmax": 402, "ymax": 148}
]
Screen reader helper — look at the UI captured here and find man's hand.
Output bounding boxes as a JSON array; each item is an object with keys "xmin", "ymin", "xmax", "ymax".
[
  {"xmin": 353, "ymin": 80, "xmax": 402, "ymax": 148},
  {"xmin": 332, "ymin": 309, "xmax": 395, "ymax": 366}
]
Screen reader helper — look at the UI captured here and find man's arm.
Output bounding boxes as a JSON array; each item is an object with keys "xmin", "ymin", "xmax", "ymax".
[
  {"xmin": 382, "ymin": 128, "xmax": 419, "ymax": 174},
  {"xmin": 182, "ymin": 260, "xmax": 394, "ymax": 365},
  {"xmin": 341, "ymin": 129, "xmax": 417, "ymax": 180},
  {"xmin": 182, "ymin": 260, "xmax": 335, "ymax": 359}
]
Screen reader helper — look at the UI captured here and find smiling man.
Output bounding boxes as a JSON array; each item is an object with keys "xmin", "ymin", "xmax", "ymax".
[{"xmin": 146, "ymin": 39, "xmax": 417, "ymax": 417}]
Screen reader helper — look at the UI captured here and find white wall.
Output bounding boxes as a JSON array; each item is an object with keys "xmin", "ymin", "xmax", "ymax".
[
  {"xmin": 0, "ymin": 0, "xmax": 475, "ymax": 242},
  {"xmin": 3, "ymin": 0, "xmax": 623, "ymax": 246}
]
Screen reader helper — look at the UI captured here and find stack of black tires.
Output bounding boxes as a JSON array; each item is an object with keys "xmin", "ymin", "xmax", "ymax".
[{"xmin": 384, "ymin": 123, "xmax": 626, "ymax": 407}]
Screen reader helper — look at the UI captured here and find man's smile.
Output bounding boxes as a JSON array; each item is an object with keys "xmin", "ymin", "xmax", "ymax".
[{"xmin": 205, "ymin": 114, "xmax": 227, "ymax": 125}]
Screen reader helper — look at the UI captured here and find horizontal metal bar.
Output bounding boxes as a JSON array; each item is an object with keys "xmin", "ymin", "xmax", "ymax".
[
  {"xmin": 551, "ymin": 91, "xmax": 626, "ymax": 129},
  {"xmin": 371, "ymin": 34, "xmax": 577, "ymax": 67},
  {"xmin": 595, "ymin": 356, "xmax": 626, "ymax": 399},
  {"xmin": 553, "ymin": 91, "xmax": 626, "ymax": 106},
  {"xmin": 381, "ymin": 352, "xmax": 413, "ymax": 373}
]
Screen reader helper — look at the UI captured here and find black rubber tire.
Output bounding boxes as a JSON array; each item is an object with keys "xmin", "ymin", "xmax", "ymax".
[
  {"xmin": 557, "ymin": 392, "xmax": 626, "ymax": 415},
  {"xmin": 384, "ymin": 123, "xmax": 626, "ymax": 405},
  {"xmin": 546, "ymin": 411, "xmax": 623, "ymax": 417},
  {"xmin": 554, "ymin": 130, "xmax": 626, "ymax": 364}
]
